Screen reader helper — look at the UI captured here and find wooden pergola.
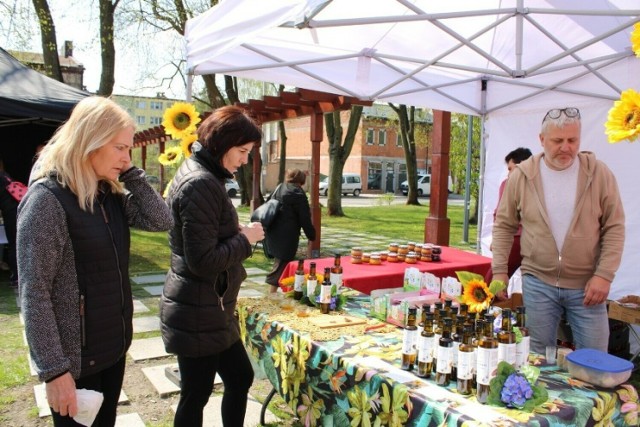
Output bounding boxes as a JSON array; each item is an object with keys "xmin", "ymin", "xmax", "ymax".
[{"xmin": 133, "ymin": 88, "xmax": 453, "ymax": 256}]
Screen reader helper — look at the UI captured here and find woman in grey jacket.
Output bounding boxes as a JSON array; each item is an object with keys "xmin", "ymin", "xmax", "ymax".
[
  {"xmin": 160, "ymin": 106, "xmax": 264, "ymax": 427},
  {"xmin": 18, "ymin": 96, "xmax": 173, "ymax": 426}
]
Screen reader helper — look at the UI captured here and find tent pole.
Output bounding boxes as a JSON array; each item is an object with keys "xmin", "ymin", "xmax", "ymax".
[
  {"xmin": 462, "ymin": 115, "xmax": 473, "ymax": 243},
  {"xmin": 186, "ymin": 74, "xmax": 193, "ymax": 102},
  {"xmin": 476, "ymin": 79, "xmax": 488, "ymax": 254}
]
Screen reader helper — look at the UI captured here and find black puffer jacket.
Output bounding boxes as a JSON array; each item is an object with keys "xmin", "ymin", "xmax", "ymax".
[
  {"xmin": 160, "ymin": 148, "xmax": 252, "ymax": 357},
  {"xmin": 265, "ymin": 183, "xmax": 315, "ymax": 260}
]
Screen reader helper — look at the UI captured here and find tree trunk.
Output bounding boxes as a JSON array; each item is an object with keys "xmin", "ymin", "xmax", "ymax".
[
  {"xmin": 31, "ymin": 0, "xmax": 62, "ymax": 82},
  {"xmin": 390, "ymin": 104, "xmax": 421, "ymax": 206},
  {"xmin": 203, "ymin": 74, "xmax": 226, "ymax": 108},
  {"xmin": 97, "ymin": 0, "xmax": 117, "ymax": 96},
  {"xmin": 325, "ymin": 106, "xmax": 363, "ymax": 216}
]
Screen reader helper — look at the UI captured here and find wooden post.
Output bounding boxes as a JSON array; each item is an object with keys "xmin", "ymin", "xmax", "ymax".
[
  {"xmin": 158, "ymin": 140, "xmax": 166, "ymax": 194},
  {"xmin": 251, "ymin": 142, "xmax": 261, "ymax": 210},
  {"xmin": 425, "ymin": 110, "xmax": 451, "ymax": 246},
  {"xmin": 309, "ymin": 112, "xmax": 323, "ymax": 258}
]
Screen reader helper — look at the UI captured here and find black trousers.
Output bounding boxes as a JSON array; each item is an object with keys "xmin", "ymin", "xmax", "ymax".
[
  {"xmin": 266, "ymin": 257, "xmax": 290, "ymax": 288},
  {"xmin": 174, "ymin": 339, "xmax": 254, "ymax": 427},
  {"xmin": 50, "ymin": 356, "xmax": 126, "ymax": 427}
]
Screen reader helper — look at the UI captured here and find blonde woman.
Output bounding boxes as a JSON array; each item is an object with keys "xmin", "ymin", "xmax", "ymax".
[{"xmin": 18, "ymin": 96, "xmax": 172, "ymax": 426}]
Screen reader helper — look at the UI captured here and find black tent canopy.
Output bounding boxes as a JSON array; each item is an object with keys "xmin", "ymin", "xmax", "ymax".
[{"xmin": 0, "ymin": 47, "xmax": 87, "ymax": 182}]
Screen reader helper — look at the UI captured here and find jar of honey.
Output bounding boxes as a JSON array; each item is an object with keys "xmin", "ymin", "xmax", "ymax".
[
  {"xmin": 405, "ymin": 252, "xmax": 417, "ymax": 264},
  {"xmin": 407, "ymin": 242, "xmax": 416, "ymax": 252},
  {"xmin": 351, "ymin": 255, "xmax": 362, "ymax": 264},
  {"xmin": 387, "ymin": 252, "xmax": 399, "ymax": 263},
  {"xmin": 379, "ymin": 251, "xmax": 388, "ymax": 261},
  {"xmin": 398, "ymin": 244, "xmax": 409, "ymax": 255},
  {"xmin": 388, "ymin": 243, "xmax": 399, "ymax": 253},
  {"xmin": 362, "ymin": 252, "xmax": 371, "ymax": 263},
  {"xmin": 369, "ymin": 255, "xmax": 382, "ymax": 265},
  {"xmin": 351, "ymin": 247, "xmax": 363, "ymax": 257}
]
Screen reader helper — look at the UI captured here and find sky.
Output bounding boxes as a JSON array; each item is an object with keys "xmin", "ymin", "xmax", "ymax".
[{"xmin": 1, "ymin": 0, "xmax": 193, "ymax": 99}]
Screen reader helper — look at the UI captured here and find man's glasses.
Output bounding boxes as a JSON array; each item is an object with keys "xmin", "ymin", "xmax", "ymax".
[{"xmin": 542, "ymin": 107, "xmax": 580, "ymax": 123}]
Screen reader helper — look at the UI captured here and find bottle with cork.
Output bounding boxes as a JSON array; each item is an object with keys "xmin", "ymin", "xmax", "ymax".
[
  {"xmin": 293, "ymin": 259, "xmax": 305, "ymax": 300},
  {"xmin": 319, "ymin": 267, "xmax": 332, "ymax": 314}
]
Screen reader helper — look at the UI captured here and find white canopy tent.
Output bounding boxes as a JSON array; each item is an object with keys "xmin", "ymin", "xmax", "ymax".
[{"xmin": 184, "ymin": 0, "xmax": 640, "ymax": 299}]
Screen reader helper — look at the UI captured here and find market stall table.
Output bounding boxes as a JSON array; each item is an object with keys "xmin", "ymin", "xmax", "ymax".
[
  {"xmin": 239, "ymin": 293, "xmax": 637, "ymax": 426},
  {"xmin": 280, "ymin": 246, "xmax": 492, "ymax": 294}
]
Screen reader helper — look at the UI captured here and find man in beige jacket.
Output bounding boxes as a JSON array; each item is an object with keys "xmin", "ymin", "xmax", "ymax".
[{"xmin": 491, "ymin": 107, "xmax": 625, "ymax": 354}]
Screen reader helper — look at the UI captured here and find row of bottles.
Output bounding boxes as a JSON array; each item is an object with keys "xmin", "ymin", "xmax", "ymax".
[
  {"xmin": 401, "ymin": 304, "xmax": 530, "ymax": 403},
  {"xmin": 292, "ymin": 256, "xmax": 343, "ymax": 314}
]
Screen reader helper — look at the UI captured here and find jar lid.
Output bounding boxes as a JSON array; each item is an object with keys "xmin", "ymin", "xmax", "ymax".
[{"xmin": 566, "ymin": 348, "xmax": 633, "ymax": 373}]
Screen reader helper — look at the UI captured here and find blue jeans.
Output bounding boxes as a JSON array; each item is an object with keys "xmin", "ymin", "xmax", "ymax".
[{"xmin": 522, "ymin": 274, "xmax": 609, "ymax": 354}]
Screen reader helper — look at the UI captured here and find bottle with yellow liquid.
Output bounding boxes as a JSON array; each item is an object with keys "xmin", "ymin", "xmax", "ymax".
[
  {"xmin": 416, "ymin": 312, "xmax": 435, "ymax": 378},
  {"xmin": 456, "ymin": 324, "xmax": 476, "ymax": 395},
  {"xmin": 476, "ymin": 319, "xmax": 499, "ymax": 404},
  {"xmin": 435, "ymin": 317, "xmax": 454, "ymax": 386},
  {"xmin": 401, "ymin": 307, "xmax": 418, "ymax": 371},
  {"xmin": 497, "ymin": 308, "xmax": 516, "ymax": 367}
]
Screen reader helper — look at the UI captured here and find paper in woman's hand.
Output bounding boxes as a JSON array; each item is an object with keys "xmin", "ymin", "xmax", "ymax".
[{"xmin": 73, "ymin": 389, "xmax": 104, "ymax": 426}]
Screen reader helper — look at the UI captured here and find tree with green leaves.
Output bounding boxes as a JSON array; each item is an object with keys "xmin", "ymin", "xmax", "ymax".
[{"xmin": 449, "ymin": 113, "xmax": 482, "ymax": 223}]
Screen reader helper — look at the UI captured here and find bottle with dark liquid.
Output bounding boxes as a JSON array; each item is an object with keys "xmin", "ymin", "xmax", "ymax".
[
  {"xmin": 416, "ymin": 312, "xmax": 435, "ymax": 378},
  {"xmin": 435, "ymin": 317, "xmax": 454, "ymax": 386},
  {"xmin": 432, "ymin": 308, "xmax": 447, "ymax": 373},
  {"xmin": 319, "ymin": 267, "xmax": 332, "ymax": 314},
  {"xmin": 330, "ymin": 254, "xmax": 343, "ymax": 292},
  {"xmin": 515, "ymin": 306, "xmax": 530, "ymax": 370},
  {"xmin": 476, "ymin": 319, "xmax": 499, "ymax": 404},
  {"xmin": 401, "ymin": 307, "xmax": 418, "ymax": 371},
  {"xmin": 293, "ymin": 259, "xmax": 305, "ymax": 300},
  {"xmin": 306, "ymin": 262, "xmax": 318, "ymax": 300},
  {"xmin": 497, "ymin": 308, "xmax": 516, "ymax": 366},
  {"xmin": 458, "ymin": 303, "xmax": 469, "ymax": 318},
  {"xmin": 456, "ymin": 324, "xmax": 475, "ymax": 395}
]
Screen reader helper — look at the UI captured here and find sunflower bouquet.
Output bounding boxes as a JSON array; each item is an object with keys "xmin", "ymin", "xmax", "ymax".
[
  {"xmin": 158, "ymin": 102, "xmax": 201, "ymax": 196},
  {"xmin": 454, "ymin": 271, "xmax": 506, "ymax": 313},
  {"xmin": 604, "ymin": 23, "xmax": 640, "ymax": 143}
]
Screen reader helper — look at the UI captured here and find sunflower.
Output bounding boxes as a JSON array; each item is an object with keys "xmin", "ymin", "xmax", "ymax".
[
  {"xmin": 158, "ymin": 146, "xmax": 183, "ymax": 166},
  {"xmin": 605, "ymin": 89, "xmax": 640, "ymax": 143},
  {"xmin": 455, "ymin": 271, "xmax": 505, "ymax": 313},
  {"xmin": 162, "ymin": 102, "xmax": 201, "ymax": 140},
  {"xmin": 632, "ymin": 22, "xmax": 640, "ymax": 58},
  {"xmin": 180, "ymin": 134, "xmax": 198, "ymax": 158},
  {"xmin": 461, "ymin": 278, "xmax": 493, "ymax": 313}
]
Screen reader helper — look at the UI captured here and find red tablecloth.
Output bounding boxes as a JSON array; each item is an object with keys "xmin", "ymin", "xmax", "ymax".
[{"xmin": 279, "ymin": 246, "xmax": 492, "ymax": 294}]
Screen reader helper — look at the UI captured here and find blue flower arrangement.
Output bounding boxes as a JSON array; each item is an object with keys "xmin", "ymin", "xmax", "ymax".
[{"xmin": 487, "ymin": 361, "xmax": 548, "ymax": 411}]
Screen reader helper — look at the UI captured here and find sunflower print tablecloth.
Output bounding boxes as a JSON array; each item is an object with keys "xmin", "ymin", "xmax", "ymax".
[{"xmin": 238, "ymin": 293, "xmax": 638, "ymax": 427}]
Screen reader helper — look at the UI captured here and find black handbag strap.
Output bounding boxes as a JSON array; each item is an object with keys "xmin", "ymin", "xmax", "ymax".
[{"xmin": 267, "ymin": 183, "xmax": 283, "ymax": 202}]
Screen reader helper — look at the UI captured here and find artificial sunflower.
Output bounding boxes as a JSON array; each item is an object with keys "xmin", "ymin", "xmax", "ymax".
[
  {"xmin": 162, "ymin": 102, "xmax": 201, "ymax": 140},
  {"xmin": 455, "ymin": 271, "xmax": 505, "ymax": 313},
  {"xmin": 632, "ymin": 22, "xmax": 640, "ymax": 58},
  {"xmin": 605, "ymin": 88, "xmax": 640, "ymax": 143},
  {"xmin": 158, "ymin": 146, "xmax": 183, "ymax": 166},
  {"xmin": 180, "ymin": 133, "xmax": 198, "ymax": 158}
]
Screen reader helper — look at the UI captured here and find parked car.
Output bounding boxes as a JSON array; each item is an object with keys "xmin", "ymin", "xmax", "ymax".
[
  {"xmin": 400, "ymin": 174, "xmax": 453, "ymax": 196},
  {"xmin": 225, "ymin": 178, "xmax": 240, "ymax": 197},
  {"xmin": 319, "ymin": 173, "xmax": 362, "ymax": 196}
]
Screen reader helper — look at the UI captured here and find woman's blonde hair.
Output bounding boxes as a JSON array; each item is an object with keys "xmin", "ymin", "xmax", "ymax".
[{"xmin": 34, "ymin": 96, "xmax": 135, "ymax": 212}]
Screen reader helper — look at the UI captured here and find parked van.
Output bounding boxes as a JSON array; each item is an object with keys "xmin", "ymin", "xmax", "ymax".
[
  {"xmin": 400, "ymin": 174, "xmax": 453, "ymax": 196},
  {"xmin": 319, "ymin": 173, "xmax": 362, "ymax": 196}
]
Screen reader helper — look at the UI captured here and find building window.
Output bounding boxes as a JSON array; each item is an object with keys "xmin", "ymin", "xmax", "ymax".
[
  {"xmin": 366, "ymin": 128, "xmax": 375, "ymax": 145},
  {"xmin": 368, "ymin": 161, "xmax": 382, "ymax": 190},
  {"xmin": 396, "ymin": 133, "xmax": 403, "ymax": 147},
  {"xmin": 136, "ymin": 116, "xmax": 146, "ymax": 125},
  {"xmin": 136, "ymin": 100, "xmax": 146, "ymax": 109},
  {"xmin": 150, "ymin": 116, "xmax": 162, "ymax": 125},
  {"xmin": 150, "ymin": 101, "xmax": 163, "ymax": 110},
  {"xmin": 378, "ymin": 130, "xmax": 386, "ymax": 146}
]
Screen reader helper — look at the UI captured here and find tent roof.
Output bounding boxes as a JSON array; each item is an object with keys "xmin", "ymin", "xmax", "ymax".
[
  {"xmin": 185, "ymin": 0, "xmax": 639, "ymax": 115},
  {"xmin": 0, "ymin": 47, "xmax": 88, "ymax": 125}
]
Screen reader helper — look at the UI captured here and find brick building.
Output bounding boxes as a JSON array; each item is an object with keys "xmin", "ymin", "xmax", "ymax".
[
  {"xmin": 264, "ymin": 104, "xmax": 432, "ymax": 194},
  {"xmin": 10, "ymin": 41, "xmax": 85, "ymax": 90}
]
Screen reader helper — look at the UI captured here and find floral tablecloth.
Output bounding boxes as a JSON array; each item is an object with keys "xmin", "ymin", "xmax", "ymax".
[{"xmin": 238, "ymin": 293, "xmax": 638, "ymax": 426}]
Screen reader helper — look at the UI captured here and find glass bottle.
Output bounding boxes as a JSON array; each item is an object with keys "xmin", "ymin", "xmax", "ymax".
[
  {"xmin": 444, "ymin": 299, "xmax": 453, "ymax": 316},
  {"xmin": 417, "ymin": 312, "xmax": 435, "ymax": 378},
  {"xmin": 515, "ymin": 306, "xmax": 530, "ymax": 370},
  {"xmin": 432, "ymin": 308, "xmax": 447, "ymax": 373},
  {"xmin": 319, "ymin": 267, "xmax": 332, "ymax": 314},
  {"xmin": 476, "ymin": 319, "xmax": 499, "ymax": 404},
  {"xmin": 458, "ymin": 303, "xmax": 469, "ymax": 318},
  {"xmin": 330, "ymin": 253, "xmax": 343, "ymax": 292},
  {"xmin": 401, "ymin": 307, "xmax": 418, "ymax": 371},
  {"xmin": 451, "ymin": 315, "xmax": 466, "ymax": 381},
  {"xmin": 435, "ymin": 317, "xmax": 454, "ymax": 386},
  {"xmin": 306, "ymin": 262, "xmax": 318, "ymax": 299},
  {"xmin": 457, "ymin": 324, "xmax": 475, "ymax": 395},
  {"xmin": 497, "ymin": 308, "xmax": 516, "ymax": 366},
  {"xmin": 293, "ymin": 259, "xmax": 305, "ymax": 300}
]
